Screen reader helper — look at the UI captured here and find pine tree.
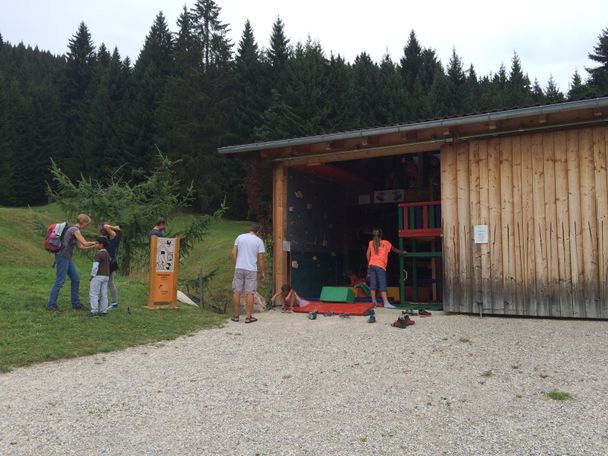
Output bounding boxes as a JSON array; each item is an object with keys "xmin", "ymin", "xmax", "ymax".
[
  {"xmin": 400, "ymin": 30, "xmax": 423, "ymax": 93},
  {"xmin": 508, "ymin": 52, "xmax": 531, "ymax": 107},
  {"xmin": 267, "ymin": 17, "xmax": 290, "ymax": 71},
  {"xmin": 192, "ymin": 0, "xmax": 232, "ymax": 69},
  {"xmin": 326, "ymin": 54, "xmax": 359, "ymax": 130},
  {"xmin": 586, "ymin": 27, "xmax": 608, "ymax": 93},
  {"xmin": 233, "ymin": 20, "xmax": 267, "ymax": 142},
  {"xmin": 531, "ymin": 78, "xmax": 545, "ymax": 102},
  {"xmin": 567, "ymin": 69, "xmax": 590, "ymax": 100},
  {"xmin": 128, "ymin": 12, "xmax": 174, "ymax": 175},
  {"xmin": 61, "ymin": 21, "xmax": 96, "ymax": 176},
  {"xmin": 445, "ymin": 48, "xmax": 467, "ymax": 114},
  {"xmin": 545, "ymin": 75, "xmax": 564, "ymax": 102},
  {"xmin": 376, "ymin": 54, "xmax": 408, "ymax": 124},
  {"xmin": 353, "ymin": 52, "xmax": 380, "ymax": 127},
  {"xmin": 464, "ymin": 64, "xmax": 480, "ymax": 112}
]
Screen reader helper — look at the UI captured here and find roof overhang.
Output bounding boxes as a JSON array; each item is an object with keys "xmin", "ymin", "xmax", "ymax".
[{"xmin": 218, "ymin": 97, "xmax": 608, "ymax": 164}]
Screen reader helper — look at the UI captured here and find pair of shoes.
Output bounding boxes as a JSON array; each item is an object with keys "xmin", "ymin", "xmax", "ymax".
[
  {"xmin": 308, "ymin": 310, "xmax": 318, "ymax": 320},
  {"xmin": 368, "ymin": 315, "xmax": 376, "ymax": 323},
  {"xmin": 391, "ymin": 315, "xmax": 415, "ymax": 328},
  {"xmin": 362, "ymin": 309, "xmax": 375, "ymax": 317},
  {"xmin": 383, "ymin": 302, "xmax": 397, "ymax": 309},
  {"xmin": 108, "ymin": 303, "xmax": 118, "ymax": 310},
  {"xmin": 89, "ymin": 312, "xmax": 99, "ymax": 318},
  {"xmin": 419, "ymin": 309, "xmax": 432, "ymax": 317}
]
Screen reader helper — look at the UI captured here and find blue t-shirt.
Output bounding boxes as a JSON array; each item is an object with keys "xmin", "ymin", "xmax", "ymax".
[{"xmin": 107, "ymin": 232, "xmax": 121, "ymax": 258}]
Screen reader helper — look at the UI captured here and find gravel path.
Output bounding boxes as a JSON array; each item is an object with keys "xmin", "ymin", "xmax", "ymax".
[{"xmin": 1, "ymin": 310, "xmax": 608, "ymax": 455}]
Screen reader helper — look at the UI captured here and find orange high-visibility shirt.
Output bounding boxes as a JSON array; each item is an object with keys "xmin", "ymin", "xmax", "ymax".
[{"xmin": 368, "ymin": 240, "xmax": 392, "ymax": 271}]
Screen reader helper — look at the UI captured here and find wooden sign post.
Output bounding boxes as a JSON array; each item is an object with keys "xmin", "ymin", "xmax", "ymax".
[{"xmin": 147, "ymin": 236, "xmax": 180, "ymax": 309}]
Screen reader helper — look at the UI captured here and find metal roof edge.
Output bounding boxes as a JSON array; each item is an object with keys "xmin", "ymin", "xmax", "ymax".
[{"xmin": 217, "ymin": 97, "xmax": 608, "ymax": 155}]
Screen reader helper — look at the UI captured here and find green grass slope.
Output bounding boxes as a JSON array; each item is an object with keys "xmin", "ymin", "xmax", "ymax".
[{"xmin": 0, "ymin": 205, "xmax": 261, "ymax": 373}]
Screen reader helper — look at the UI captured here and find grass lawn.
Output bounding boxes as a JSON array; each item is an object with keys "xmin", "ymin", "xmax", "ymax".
[{"xmin": 0, "ymin": 205, "xmax": 265, "ymax": 373}]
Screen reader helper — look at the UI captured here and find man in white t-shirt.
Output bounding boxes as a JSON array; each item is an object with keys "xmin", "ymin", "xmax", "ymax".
[{"xmin": 231, "ymin": 225, "xmax": 266, "ymax": 323}]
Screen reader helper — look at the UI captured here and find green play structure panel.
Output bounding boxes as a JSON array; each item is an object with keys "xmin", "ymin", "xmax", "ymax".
[{"xmin": 320, "ymin": 286, "xmax": 355, "ymax": 303}]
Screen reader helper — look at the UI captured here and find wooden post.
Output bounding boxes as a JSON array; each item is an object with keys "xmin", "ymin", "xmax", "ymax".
[
  {"xmin": 553, "ymin": 130, "xmax": 573, "ymax": 317},
  {"xmin": 440, "ymin": 143, "xmax": 457, "ymax": 311},
  {"xmin": 579, "ymin": 128, "xmax": 599, "ymax": 318},
  {"xmin": 272, "ymin": 163, "xmax": 288, "ymax": 294},
  {"xmin": 593, "ymin": 126, "xmax": 608, "ymax": 318},
  {"xmin": 542, "ymin": 132, "xmax": 559, "ymax": 316},
  {"xmin": 567, "ymin": 129, "xmax": 584, "ymax": 316},
  {"xmin": 456, "ymin": 143, "xmax": 472, "ymax": 312},
  {"xmin": 198, "ymin": 267, "xmax": 204, "ymax": 310}
]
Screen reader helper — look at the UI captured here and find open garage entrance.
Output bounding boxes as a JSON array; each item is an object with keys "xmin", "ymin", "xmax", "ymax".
[{"xmin": 284, "ymin": 151, "xmax": 443, "ymax": 308}]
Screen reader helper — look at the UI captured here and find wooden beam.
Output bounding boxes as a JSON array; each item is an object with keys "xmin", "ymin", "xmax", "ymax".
[
  {"xmin": 278, "ymin": 141, "xmax": 442, "ymax": 166},
  {"xmin": 272, "ymin": 163, "xmax": 288, "ymax": 294}
]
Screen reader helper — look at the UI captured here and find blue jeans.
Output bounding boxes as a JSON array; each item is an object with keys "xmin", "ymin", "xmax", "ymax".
[
  {"xmin": 48, "ymin": 255, "xmax": 81, "ymax": 309},
  {"xmin": 368, "ymin": 266, "xmax": 388, "ymax": 292}
]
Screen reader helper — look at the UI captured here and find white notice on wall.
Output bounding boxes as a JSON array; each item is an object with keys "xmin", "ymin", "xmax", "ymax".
[
  {"xmin": 282, "ymin": 240, "xmax": 291, "ymax": 252},
  {"xmin": 156, "ymin": 237, "xmax": 176, "ymax": 272},
  {"xmin": 474, "ymin": 225, "xmax": 489, "ymax": 244}
]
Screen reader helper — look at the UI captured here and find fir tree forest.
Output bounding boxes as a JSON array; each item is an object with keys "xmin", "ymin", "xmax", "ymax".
[{"xmin": 1, "ymin": 1, "xmax": 607, "ymax": 216}]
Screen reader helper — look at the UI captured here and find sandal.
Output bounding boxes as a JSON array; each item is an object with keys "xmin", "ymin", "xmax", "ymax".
[
  {"xmin": 231, "ymin": 315, "xmax": 239, "ymax": 322},
  {"xmin": 245, "ymin": 316, "xmax": 258, "ymax": 324}
]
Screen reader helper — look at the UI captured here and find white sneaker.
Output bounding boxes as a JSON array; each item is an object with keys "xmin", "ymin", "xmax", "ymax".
[{"xmin": 383, "ymin": 302, "xmax": 397, "ymax": 309}]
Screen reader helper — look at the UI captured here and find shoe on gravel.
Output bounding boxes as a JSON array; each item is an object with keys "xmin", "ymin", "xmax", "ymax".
[
  {"xmin": 324, "ymin": 311, "xmax": 336, "ymax": 317},
  {"xmin": 419, "ymin": 309, "xmax": 432, "ymax": 316},
  {"xmin": 308, "ymin": 310, "xmax": 318, "ymax": 320},
  {"xmin": 391, "ymin": 319, "xmax": 407, "ymax": 329},
  {"xmin": 400, "ymin": 315, "xmax": 415, "ymax": 326},
  {"xmin": 368, "ymin": 315, "xmax": 376, "ymax": 323}
]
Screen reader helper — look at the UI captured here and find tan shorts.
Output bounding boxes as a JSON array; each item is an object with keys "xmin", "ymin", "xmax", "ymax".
[{"xmin": 232, "ymin": 268, "xmax": 258, "ymax": 294}]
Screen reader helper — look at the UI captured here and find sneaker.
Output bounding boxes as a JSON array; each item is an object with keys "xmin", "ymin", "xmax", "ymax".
[
  {"xmin": 391, "ymin": 319, "xmax": 407, "ymax": 329},
  {"xmin": 419, "ymin": 309, "xmax": 432, "ymax": 317},
  {"xmin": 72, "ymin": 305, "xmax": 85, "ymax": 311},
  {"xmin": 308, "ymin": 310, "xmax": 318, "ymax": 320},
  {"xmin": 47, "ymin": 306, "xmax": 60, "ymax": 312},
  {"xmin": 403, "ymin": 309, "xmax": 418, "ymax": 316},
  {"xmin": 89, "ymin": 312, "xmax": 99, "ymax": 318},
  {"xmin": 368, "ymin": 315, "xmax": 376, "ymax": 323},
  {"xmin": 108, "ymin": 303, "xmax": 118, "ymax": 310},
  {"xmin": 362, "ymin": 309, "xmax": 375, "ymax": 317},
  {"xmin": 399, "ymin": 315, "xmax": 415, "ymax": 326},
  {"xmin": 383, "ymin": 302, "xmax": 397, "ymax": 309}
]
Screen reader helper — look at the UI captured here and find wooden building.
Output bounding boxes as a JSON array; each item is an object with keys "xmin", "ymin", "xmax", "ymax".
[{"xmin": 219, "ymin": 97, "xmax": 608, "ymax": 318}]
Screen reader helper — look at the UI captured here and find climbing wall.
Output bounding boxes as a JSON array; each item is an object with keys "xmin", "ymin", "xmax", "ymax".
[{"xmin": 287, "ymin": 168, "xmax": 344, "ymax": 297}]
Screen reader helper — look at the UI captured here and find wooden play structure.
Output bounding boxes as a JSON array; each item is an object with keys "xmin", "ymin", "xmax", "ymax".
[{"xmin": 398, "ymin": 201, "xmax": 442, "ymax": 309}]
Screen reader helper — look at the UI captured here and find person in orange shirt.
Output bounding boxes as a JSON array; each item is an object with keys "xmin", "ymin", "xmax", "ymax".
[{"xmin": 366, "ymin": 228, "xmax": 406, "ymax": 308}]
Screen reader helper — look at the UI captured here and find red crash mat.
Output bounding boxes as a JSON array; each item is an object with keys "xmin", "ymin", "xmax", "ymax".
[{"xmin": 292, "ymin": 301, "xmax": 374, "ymax": 316}]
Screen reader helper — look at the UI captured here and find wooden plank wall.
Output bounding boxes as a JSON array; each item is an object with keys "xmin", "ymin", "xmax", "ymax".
[{"xmin": 441, "ymin": 126, "xmax": 608, "ymax": 318}]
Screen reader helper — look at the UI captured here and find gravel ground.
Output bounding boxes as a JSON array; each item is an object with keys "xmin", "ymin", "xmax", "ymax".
[{"xmin": 1, "ymin": 309, "xmax": 608, "ymax": 455}]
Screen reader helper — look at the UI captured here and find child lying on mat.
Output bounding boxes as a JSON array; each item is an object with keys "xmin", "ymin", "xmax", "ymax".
[{"xmin": 271, "ymin": 284, "xmax": 309, "ymax": 312}]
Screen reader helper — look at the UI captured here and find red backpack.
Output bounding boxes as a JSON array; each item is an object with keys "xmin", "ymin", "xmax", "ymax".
[{"xmin": 44, "ymin": 222, "xmax": 69, "ymax": 253}]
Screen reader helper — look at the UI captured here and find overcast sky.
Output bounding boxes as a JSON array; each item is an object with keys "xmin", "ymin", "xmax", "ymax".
[{"xmin": 1, "ymin": 0, "xmax": 606, "ymax": 91}]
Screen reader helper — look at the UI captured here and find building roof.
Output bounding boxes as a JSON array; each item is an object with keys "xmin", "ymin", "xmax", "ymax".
[{"xmin": 218, "ymin": 96, "xmax": 608, "ymax": 160}]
